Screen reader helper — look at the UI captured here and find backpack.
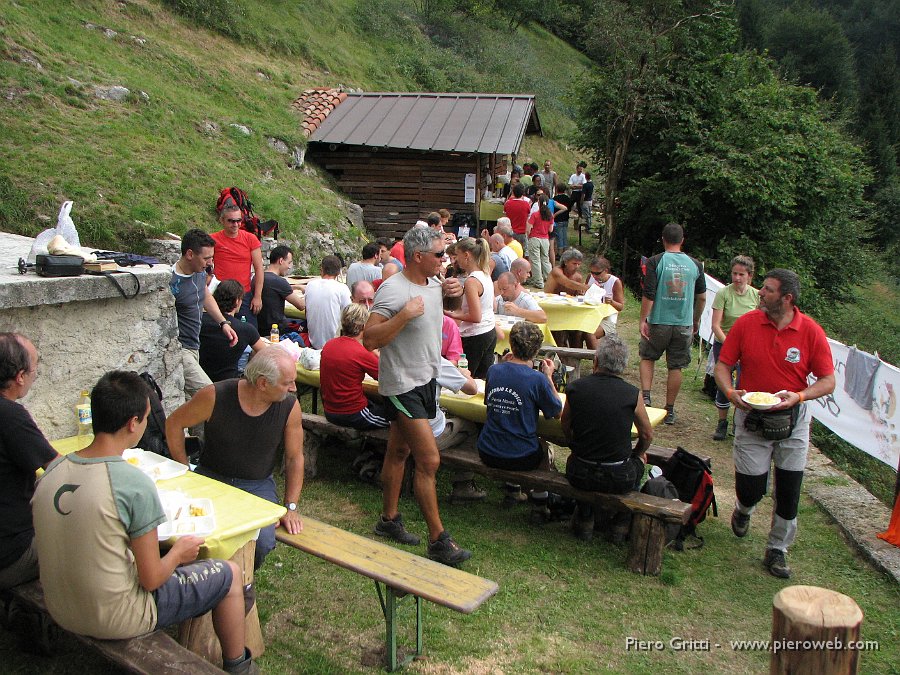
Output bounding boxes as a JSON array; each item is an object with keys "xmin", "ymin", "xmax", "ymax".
[
  {"xmin": 136, "ymin": 372, "xmax": 169, "ymax": 458},
  {"xmin": 662, "ymin": 447, "xmax": 718, "ymax": 550},
  {"xmin": 216, "ymin": 186, "xmax": 280, "ymax": 240}
]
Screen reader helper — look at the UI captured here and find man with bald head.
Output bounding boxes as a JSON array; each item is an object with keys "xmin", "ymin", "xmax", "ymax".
[
  {"xmin": 351, "ymin": 280, "xmax": 375, "ymax": 308},
  {"xmin": 510, "ymin": 257, "xmax": 532, "ymax": 286},
  {"xmin": 495, "ymin": 272, "xmax": 547, "ymax": 323},
  {"xmin": 0, "ymin": 333, "xmax": 58, "ymax": 589}
]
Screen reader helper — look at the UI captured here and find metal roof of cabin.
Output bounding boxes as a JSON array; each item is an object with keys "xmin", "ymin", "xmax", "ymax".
[{"xmin": 306, "ymin": 92, "xmax": 541, "ymax": 154}]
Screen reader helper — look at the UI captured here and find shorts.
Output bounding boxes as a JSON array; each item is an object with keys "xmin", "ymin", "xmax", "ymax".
[
  {"xmin": 385, "ymin": 379, "xmax": 438, "ymax": 420},
  {"xmin": 153, "ymin": 560, "xmax": 233, "ymax": 629},
  {"xmin": 638, "ymin": 323, "xmax": 693, "ymax": 370},
  {"xmin": 326, "ymin": 400, "xmax": 390, "ymax": 430}
]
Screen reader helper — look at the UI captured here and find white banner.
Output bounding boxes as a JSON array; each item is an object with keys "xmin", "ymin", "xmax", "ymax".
[
  {"xmin": 699, "ymin": 273, "xmax": 899, "ymax": 470},
  {"xmin": 810, "ymin": 340, "xmax": 900, "ymax": 470}
]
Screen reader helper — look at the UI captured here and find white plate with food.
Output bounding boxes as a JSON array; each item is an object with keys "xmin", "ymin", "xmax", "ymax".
[
  {"xmin": 156, "ymin": 490, "xmax": 216, "ymax": 540},
  {"xmin": 123, "ymin": 448, "xmax": 188, "ymax": 482},
  {"xmin": 742, "ymin": 391, "xmax": 782, "ymax": 411}
]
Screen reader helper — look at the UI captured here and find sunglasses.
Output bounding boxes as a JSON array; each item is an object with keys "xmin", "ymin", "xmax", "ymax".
[
  {"xmin": 225, "ymin": 218, "xmax": 242, "ymax": 224},
  {"xmin": 421, "ymin": 249, "xmax": 445, "ymax": 259},
  {"xmin": 590, "ymin": 270, "xmax": 605, "ymax": 276}
]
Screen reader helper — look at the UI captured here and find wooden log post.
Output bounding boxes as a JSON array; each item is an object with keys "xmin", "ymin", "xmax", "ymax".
[
  {"xmin": 625, "ymin": 514, "xmax": 665, "ymax": 576},
  {"xmin": 771, "ymin": 585, "xmax": 863, "ymax": 675}
]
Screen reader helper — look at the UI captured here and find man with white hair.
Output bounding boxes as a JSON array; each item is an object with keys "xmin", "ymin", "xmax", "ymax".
[
  {"xmin": 495, "ymin": 219, "xmax": 523, "ymax": 259},
  {"xmin": 166, "ymin": 345, "xmax": 304, "ymax": 570}
]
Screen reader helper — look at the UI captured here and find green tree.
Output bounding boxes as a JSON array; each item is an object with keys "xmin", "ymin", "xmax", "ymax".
[
  {"xmin": 574, "ymin": 0, "xmax": 736, "ymax": 250},
  {"xmin": 621, "ymin": 51, "xmax": 872, "ymax": 313}
]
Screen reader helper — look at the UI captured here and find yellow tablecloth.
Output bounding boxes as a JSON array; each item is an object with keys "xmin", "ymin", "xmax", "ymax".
[
  {"xmin": 478, "ymin": 200, "xmax": 505, "ymax": 222},
  {"xmin": 50, "ymin": 437, "xmax": 285, "ymax": 561},
  {"xmin": 284, "ymin": 302, "xmax": 305, "ymax": 320},
  {"xmin": 536, "ymin": 295, "xmax": 617, "ymax": 333},
  {"xmin": 493, "ymin": 318, "xmax": 555, "ymax": 354},
  {"xmin": 295, "ymin": 365, "xmax": 665, "ymax": 444}
]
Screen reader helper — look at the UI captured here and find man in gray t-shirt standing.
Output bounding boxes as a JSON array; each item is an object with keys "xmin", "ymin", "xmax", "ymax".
[{"xmin": 364, "ymin": 226, "xmax": 471, "ymax": 566}]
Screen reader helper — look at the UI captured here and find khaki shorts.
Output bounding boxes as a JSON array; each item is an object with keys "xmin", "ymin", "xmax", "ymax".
[{"xmin": 638, "ymin": 323, "xmax": 693, "ymax": 370}]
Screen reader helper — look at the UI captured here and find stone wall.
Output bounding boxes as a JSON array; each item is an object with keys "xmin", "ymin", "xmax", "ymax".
[{"xmin": 0, "ymin": 233, "xmax": 184, "ymax": 439}]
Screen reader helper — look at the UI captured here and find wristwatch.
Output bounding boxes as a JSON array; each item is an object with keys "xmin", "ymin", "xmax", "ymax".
[
  {"xmin": 218, "ymin": 320, "xmax": 228, "ymax": 329},
  {"xmin": 285, "ymin": 502, "xmax": 298, "ymax": 512}
]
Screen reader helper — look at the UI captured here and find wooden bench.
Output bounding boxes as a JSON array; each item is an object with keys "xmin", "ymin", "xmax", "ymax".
[
  {"xmin": 437, "ymin": 445, "xmax": 691, "ymax": 576},
  {"xmin": 301, "ymin": 412, "xmax": 390, "ymax": 477},
  {"xmin": 299, "ymin": 412, "xmax": 709, "ymax": 576},
  {"xmin": 536, "ymin": 345, "xmax": 596, "ymax": 380},
  {"xmin": 2, "ymin": 581, "xmax": 222, "ymax": 674},
  {"xmin": 275, "ymin": 520, "xmax": 498, "ymax": 671}
]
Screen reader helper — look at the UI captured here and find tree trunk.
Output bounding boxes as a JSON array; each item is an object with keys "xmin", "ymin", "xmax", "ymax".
[{"xmin": 770, "ymin": 585, "xmax": 863, "ymax": 675}]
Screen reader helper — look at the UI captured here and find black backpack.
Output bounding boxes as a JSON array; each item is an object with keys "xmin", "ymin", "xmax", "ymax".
[
  {"xmin": 662, "ymin": 447, "xmax": 718, "ymax": 550},
  {"xmin": 640, "ymin": 476, "xmax": 682, "ymax": 545},
  {"xmin": 136, "ymin": 372, "xmax": 170, "ymax": 458},
  {"xmin": 216, "ymin": 186, "xmax": 279, "ymax": 240}
]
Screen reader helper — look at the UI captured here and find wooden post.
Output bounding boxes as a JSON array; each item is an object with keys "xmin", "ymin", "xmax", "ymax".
[
  {"xmin": 625, "ymin": 514, "xmax": 664, "ymax": 576},
  {"xmin": 179, "ymin": 540, "xmax": 265, "ymax": 664},
  {"xmin": 771, "ymin": 585, "xmax": 863, "ymax": 675}
]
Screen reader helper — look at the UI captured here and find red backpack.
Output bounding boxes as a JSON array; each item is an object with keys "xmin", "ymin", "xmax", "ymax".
[
  {"xmin": 663, "ymin": 447, "xmax": 717, "ymax": 550},
  {"xmin": 216, "ymin": 187, "xmax": 279, "ymax": 240}
]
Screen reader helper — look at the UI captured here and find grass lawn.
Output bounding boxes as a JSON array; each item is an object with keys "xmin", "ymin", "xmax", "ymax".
[{"xmin": 2, "ymin": 299, "xmax": 897, "ymax": 674}]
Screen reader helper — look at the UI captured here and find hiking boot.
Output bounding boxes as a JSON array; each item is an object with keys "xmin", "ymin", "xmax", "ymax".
[
  {"xmin": 374, "ymin": 513, "xmax": 421, "ymax": 545},
  {"xmin": 427, "ymin": 531, "xmax": 472, "ymax": 566},
  {"xmin": 571, "ymin": 504, "xmax": 594, "ymax": 542},
  {"xmin": 664, "ymin": 405, "xmax": 676, "ymax": 425},
  {"xmin": 713, "ymin": 419, "xmax": 728, "ymax": 441},
  {"xmin": 502, "ymin": 483, "xmax": 529, "ymax": 508},
  {"xmin": 643, "ymin": 392, "xmax": 652, "ymax": 407},
  {"xmin": 450, "ymin": 480, "xmax": 487, "ymax": 504},
  {"xmin": 764, "ymin": 548, "xmax": 791, "ymax": 579},
  {"xmin": 731, "ymin": 509, "xmax": 751, "ymax": 538}
]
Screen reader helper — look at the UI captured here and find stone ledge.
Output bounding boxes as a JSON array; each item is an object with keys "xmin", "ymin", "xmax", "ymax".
[{"xmin": 0, "ymin": 267, "xmax": 171, "ymax": 309}]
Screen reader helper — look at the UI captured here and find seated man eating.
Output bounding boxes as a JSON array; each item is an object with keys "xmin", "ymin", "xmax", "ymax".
[
  {"xmin": 478, "ymin": 321, "xmax": 562, "ymax": 470},
  {"xmin": 32, "ymin": 371, "xmax": 258, "ymax": 674}
]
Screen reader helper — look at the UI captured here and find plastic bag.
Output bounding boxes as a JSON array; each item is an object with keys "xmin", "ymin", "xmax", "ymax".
[
  {"xmin": 28, "ymin": 201, "xmax": 84, "ymax": 263},
  {"xmin": 297, "ymin": 346, "xmax": 321, "ymax": 371},
  {"xmin": 583, "ymin": 283, "xmax": 606, "ymax": 306}
]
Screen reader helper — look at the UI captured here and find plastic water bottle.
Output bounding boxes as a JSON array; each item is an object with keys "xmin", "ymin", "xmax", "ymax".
[
  {"xmin": 270, "ymin": 324, "xmax": 279, "ymax": 343},
  {"xmin": 76, "ymin": 390, "xmax": 93, "ymax": 447},
  {"xmin": 458, "ymin": 353, "xmax": 468, "ymax": 370}
]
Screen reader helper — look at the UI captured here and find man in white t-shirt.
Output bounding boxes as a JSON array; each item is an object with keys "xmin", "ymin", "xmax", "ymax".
[
  {"xmin": 304, "ymin": 255, "xmax": 351, "ymax": 349},
  {"xmin": 495, "ymin": 272, "xmax": 547, "ymax": 323},
  {"xmin": 346, "ymin": 242, "xmax": 383, "ymax": 287}
]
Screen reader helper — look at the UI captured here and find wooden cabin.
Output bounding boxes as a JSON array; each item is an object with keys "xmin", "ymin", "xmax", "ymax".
[{"xmin": 293, "ymin": 90, "xmax": 542, "ymax": 239}]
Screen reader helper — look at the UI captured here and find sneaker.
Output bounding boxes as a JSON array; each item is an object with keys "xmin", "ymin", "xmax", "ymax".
[
  {"xmin": 731, "ymin": 509, "xmax": 751, "ymax": 538},
  {"xmin": 427, "ymin": 531, "xmax": 472, "ymax": 566},
  {"xmin": 713, "ymin": 418, "xmax": 728, "ymax": 441},
  {"xmin": 642, "ymin": 392, "xmax": 652, "ymax": 407},
  {"xmin": 764, "ymin": 548, "xmax": 791, "ymax": 579},
  {"xmin": 449, "ymin": 480, "xmax": 487, "ymax": 504},
  {"xmin": 664, "ymin": 406, "xmax": 676, "ymax": 425},
  {"xmin": 374, "ymin": 513, "xmax": 421, "ymax": 545}
]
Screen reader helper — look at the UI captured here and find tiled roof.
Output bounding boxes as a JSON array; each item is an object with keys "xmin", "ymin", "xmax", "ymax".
[
  {"xmin": 307, "ymin": 92, "xmax": 541, "ymax": 154},
  {"xmin": 291, "ymin": 88, "xmax": 348, "ymax": 137}
]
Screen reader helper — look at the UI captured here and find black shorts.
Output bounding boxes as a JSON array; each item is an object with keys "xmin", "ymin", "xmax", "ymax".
[{"xmin": 385, "ymin": 380, "xmax": 438, "ymax": 420}]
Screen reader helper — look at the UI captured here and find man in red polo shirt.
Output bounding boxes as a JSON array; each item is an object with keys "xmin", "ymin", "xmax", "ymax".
[
  {"xmin": 211, "ymin": 199, "xmax": 265, "ymax": 329},
  {"xmin": 503, "ymin": 182, "xmax": 531, "ymax": 253},
  {"xmin": 715, "ymin": 269, "xmax": 834, "ymax": 579}
]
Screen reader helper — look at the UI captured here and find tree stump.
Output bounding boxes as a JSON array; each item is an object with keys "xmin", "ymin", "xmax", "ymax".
[{"xmin": 771, "ymin": 585, "xmax": 863, "ymax": 675}]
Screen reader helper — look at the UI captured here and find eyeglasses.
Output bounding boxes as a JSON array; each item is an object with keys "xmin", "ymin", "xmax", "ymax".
[{"xmin": 225, "ymin": 218, "xmax": 242, "ymax": 224}]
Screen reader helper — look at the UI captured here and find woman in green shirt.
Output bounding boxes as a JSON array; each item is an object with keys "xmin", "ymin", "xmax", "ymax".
[{"xmin": 711, "ymin": 255, "xmax": 759, "ymax": 440}]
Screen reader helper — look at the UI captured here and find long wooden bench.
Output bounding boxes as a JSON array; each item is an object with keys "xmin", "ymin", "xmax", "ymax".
[
  {"xmin": 275, "ymin": 520, "xmax": 498, "ymax": 671},
  {"xmin": 299, "ymin": 413, "xmax": 706, "ymax": 576},
  {"xmin": 301, "ymin": 412, "xmax": 390, "ymax": 477},
  {"xmin": 2, "ymin": 581, "xmax": 222, "ymax": 674}
]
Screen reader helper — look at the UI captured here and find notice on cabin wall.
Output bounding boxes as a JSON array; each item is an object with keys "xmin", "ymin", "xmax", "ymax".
[{"xmin": 464, "ymin": 173, "xmax": 476, "ymax": 203}]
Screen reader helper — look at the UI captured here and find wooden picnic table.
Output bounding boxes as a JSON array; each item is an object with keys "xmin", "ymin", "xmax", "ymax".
[
  {"xmin": 295, "ymin": 365, "xmax": 665, "ymax": 444},
  {"xmin": 49, "ymin": 436, "xmax": 286, "ymax": 664}
]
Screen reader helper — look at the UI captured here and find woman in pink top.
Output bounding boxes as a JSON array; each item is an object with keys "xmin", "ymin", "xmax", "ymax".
[{"xmin": 526, "ymin": 195, "xmax": 555, "ymax": 289}]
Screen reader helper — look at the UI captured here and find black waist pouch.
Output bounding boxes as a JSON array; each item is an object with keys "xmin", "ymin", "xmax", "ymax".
[
  {"xmin": 35, "ymin": 254, "xmax": 85, "ymax": 277},
  {"xmin": 744, "ymin": 406, "xmax": 799, "ymax": 441}
]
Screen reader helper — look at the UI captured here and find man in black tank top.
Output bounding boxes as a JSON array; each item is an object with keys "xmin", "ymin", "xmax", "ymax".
[
  {"xmin": 561, "ymin": 335, "xmax": 654, "ymax": 539},
  {"xmin": 166, "ymin": 346, "xmax": 305, "ymax": 570}
]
